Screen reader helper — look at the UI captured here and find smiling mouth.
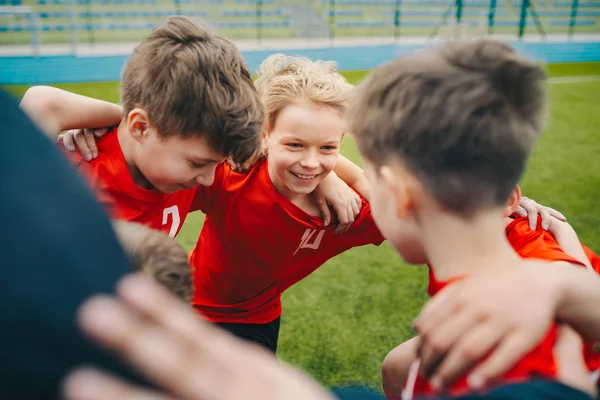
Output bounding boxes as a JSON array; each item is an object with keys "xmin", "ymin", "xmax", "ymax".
[{"xmin": 290, "ymin": 171, "xmax": 318, "ymax": 181}]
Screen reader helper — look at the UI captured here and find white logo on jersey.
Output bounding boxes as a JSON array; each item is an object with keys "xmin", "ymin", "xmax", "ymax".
[
  {"xmin": 162, "ymin": 205, "xmax": 181, "ymax": 239},
  {"xmin": 293, "ymin": 228, "xmax": 326, "ymax": 255}
]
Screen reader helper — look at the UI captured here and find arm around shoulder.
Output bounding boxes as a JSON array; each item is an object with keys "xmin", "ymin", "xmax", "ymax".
[
  {"xmin": 333, "ymin": 154, "xmax": 370, "ymax": 202},
  {"xmin": 20, "ymin": 86, "xmax": 123, "ymax": 140},
  {"xmin": 549, "ymin": 220, "xmax": 593, "ymax": 270},
  {"xmin": 553, "ymin": 265, "xmax": 600, "ymax": 343}
]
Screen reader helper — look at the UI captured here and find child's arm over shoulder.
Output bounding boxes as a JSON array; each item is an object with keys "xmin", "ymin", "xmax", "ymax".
[
  {"xmin": 412, "ymin": 263, "xmax": 600, "ymax": 391},
  {"xmin": 549, "ymin": 220, "xmax": 593, "ymax": 270},
  {"xmin": 333, "ymin": 154, "xmax": 370, "ymax": 202},
  {"xmin": 382, "ymin": 337, "xmax": 420, "ymax": 399},
  {"xmin": 20, "ymin": 86, "xmax": 122, "ymax": 139}
]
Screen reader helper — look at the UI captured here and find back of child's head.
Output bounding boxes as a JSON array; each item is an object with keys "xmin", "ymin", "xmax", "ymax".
[
  {"xmin": 348, "ymin": 39, "xmax": 547, "ymax": 217},
  {"xmin": 120, "ymin": 16, "xmax": 263, "ymax": 165},
  {"xmin": 112, "ymin": 220, "xmax": 193, "ymax": 303},
  {"xmin": 255, "ymin": 54, "xmax": 353, "ymax": 133}
]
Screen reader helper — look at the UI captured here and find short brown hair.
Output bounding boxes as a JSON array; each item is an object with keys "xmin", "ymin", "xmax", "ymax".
[
  {"xmin": 121, "ymin": 16, "xmax": 263, "ymax": 165},
  {"xmin": 348, "ymin": 39, "xmax": 547, "ymax": 216},
  {"xmin": 112, "ymin": 220, "xmax": 193, "ymax": 303}
]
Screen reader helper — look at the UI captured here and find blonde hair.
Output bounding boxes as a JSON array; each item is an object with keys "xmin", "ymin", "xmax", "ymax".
[
  {"xmin": 112, "ymin": 220, "xmax": 193, "ymax": 303},
  {"xmin": 254, "ymin": 54, "xmax": 353, "ymax": 133}
]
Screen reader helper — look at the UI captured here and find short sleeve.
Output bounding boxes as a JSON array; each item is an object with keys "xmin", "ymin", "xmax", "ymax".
[
  {"xmin": 507, "ymin": 217, "xmax": 586, "ymax": 268},
  {"xmin": 347, "ymin": 201, "xmax": 385, "ymax": 247}
]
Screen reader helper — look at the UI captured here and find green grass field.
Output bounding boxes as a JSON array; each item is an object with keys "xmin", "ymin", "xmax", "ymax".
[{"xmin": 5, "ymin": 61, "xmax": 600, "ymax": 390}]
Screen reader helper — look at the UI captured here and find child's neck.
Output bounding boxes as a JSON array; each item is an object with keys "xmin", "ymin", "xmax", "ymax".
[
  {"xmin": 291, "ymin": 194, "xmax": 321, "ymax": 217},
  {"xmin": 117, "ymin": 120, "xmax": 154, "ymax": 190},
  {"xmin": 266, "ymin": 162, "xmax": 321, "ymax": 217},
  {"xmin": 278, "ymin": 187, "xmax": 321, "ymax": 217},
  {"xmin": 420, "ymin": 208, "xmax": 522, "ymax": 282}
]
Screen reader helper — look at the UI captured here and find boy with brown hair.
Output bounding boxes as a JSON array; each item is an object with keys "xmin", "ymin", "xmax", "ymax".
[
  {"xmin": 381, "ymin": 184, "xmax": 600, "ymax": 399},
  {"xmin": 51, "ymin": 54, "xmax": 388, "ymax": 354},
  {"xmin": 21, "ymin": 16, "xmax": 263, "ymax": 238},
  {"xmin": 347, "ymin": 39, "xmax": 597, "ymax": 399},
  {"xmin": 112, "ymin": 221, "xmax": 193, "ymax": 303}
]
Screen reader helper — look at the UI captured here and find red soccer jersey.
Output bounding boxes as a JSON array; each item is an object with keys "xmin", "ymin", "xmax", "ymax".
[
  {"xmin": 582, "ymin": 244, "xmax": 600, "ymax": 377},
  {"xmin": 507, "ymin": 217, "xmax": 600, "ymax": 379},
  {"xmin": 413, "ymin": 277, "xmax": 560, "ymax": 398},
  {"xmin": 61, "ymin": 128, "xmax": 198, "ymax": 238},
  {"xmin": 417, "ymin": 216, "xmax": 593, "ymax": 398},
  {"xmin": 583, "ymin": 243, "xmax": 600, "ymax": 275},
  {"xmin": 188, "ymin": 158, "xmax": 384, "ymax": 324}
]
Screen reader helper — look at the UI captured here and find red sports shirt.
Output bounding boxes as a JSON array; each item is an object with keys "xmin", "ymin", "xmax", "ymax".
[
  {"xmin": 583, "ymin": 244, "xmax": 600, "ymax": 275},
  {"xmin": 188, "ymin": 158, "xmax": 384, "ymax": 324},
  {"xmin": 581, "ymin": 244, "xmax": 600, "ymax": 377},
  {"xmin": 417, "ymin": 216, "xmax": 598, "ymax": 398},
  {"xmin": 507, "ymin": 217, "xmax": 600, "ymax": 378},
  {"xmin": 413, "ymin": 277, "xmax": 560, "ymax": 398},
  {"xmin": 61, "ymin": 128, "xmax": 198, "ymax": 238}
]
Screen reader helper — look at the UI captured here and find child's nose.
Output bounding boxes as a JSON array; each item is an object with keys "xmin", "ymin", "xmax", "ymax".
[{"xmin": 299, "ymin": 155, "xmax": 319, "ymax": 169}]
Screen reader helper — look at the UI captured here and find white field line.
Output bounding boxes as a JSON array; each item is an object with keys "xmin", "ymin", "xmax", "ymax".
[{"xmin": 548, "ymin": 75, "xmax": 600, "ymax": 84}]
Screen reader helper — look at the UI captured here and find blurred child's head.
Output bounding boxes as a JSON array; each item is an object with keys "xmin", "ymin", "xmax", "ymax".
[
  {"xmin": 112, "ymin": 220, "xmax": 193, "ymax": 303},
  {"xmin": 255, "ymin": 55, "xmax": 352, "ymax": 199},
  {"xmin": 120, "ymin": 16, "xmax": 263, "ymax": 194},
  {"xmin": 347, "ymin": 39, "xmax": 547, "ymax": 263}
]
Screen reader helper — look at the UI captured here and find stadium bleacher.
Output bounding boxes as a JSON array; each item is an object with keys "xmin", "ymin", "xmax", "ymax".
[{"xmin": 0, "ymin": 0, "xmax": 598, "ymax": 44}]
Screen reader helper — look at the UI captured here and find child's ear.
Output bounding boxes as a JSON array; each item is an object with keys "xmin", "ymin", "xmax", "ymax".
[
  {"xmin": 380, "ymin": 165, "xmax": 415, "ymax": 220},
  {"xmin": 504, "ymin": 185, "xmax": 522, "ymax": 217},
  {"xmin": 127, "ymin": 108, "xmax": 151, "ymax": 144},
  {"xmin": 261, "ymin": 131, "xmax": 270, "ymax": 155}
]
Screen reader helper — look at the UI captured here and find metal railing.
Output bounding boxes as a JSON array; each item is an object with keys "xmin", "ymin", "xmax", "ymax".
[{"xmin": 0, "ymin": 0, "xmax": 598, "ymax": 53}]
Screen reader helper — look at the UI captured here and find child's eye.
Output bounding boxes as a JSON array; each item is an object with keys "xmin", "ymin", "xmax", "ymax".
[
  {"xmin": 286, "ymin": 143, "xmax": 302, "ymax": 149},
  {"xmin": 322, "ymin": 146, "xmax": 337, "ymax": 151},
  {"xmin": 189, "ymin": 161, "xmax": 207, "ymax": 168}
]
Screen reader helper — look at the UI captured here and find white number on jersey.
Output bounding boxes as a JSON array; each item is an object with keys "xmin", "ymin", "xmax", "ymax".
[{"xmin": 162, "ymin": 205, "xmax": 181, "ymax": 239}]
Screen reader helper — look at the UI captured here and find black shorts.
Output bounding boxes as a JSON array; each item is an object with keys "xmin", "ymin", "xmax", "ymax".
[
  {"xmin": 423, "ymin": 379, "xmax": 596, "ymax": 400},
  {"xmin": 215, "ymin": 317, "xmax": 281, "ymax": 354}
]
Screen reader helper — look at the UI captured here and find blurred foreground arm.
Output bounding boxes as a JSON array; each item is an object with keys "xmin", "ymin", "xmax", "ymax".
[
  {"xmin": 0, "ymin": 89, "xmax": 142, "ymax": 399},
  {"xmin": 63, "ymin": 274, "xmax": 336, "ymax": 400}
]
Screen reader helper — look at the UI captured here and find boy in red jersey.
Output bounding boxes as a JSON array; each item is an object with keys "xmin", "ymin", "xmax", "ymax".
[
  {"xmin": 346, "ymin": 39, "xmax": 597, "ymax": 399},
  {"xmin": 20, "ymin": 16, "xmax": 264, "ymax": 238},
  {"xmin": 22, "ymin": 28, "xmax": 362, "ymax": 241},
  {"xmin": 187, "ymin": 55, "xmax": 384, "ymax": 353},
  {"xmin": 381, "ymin": 185, "xmax": 600, "ymax": 400}
]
